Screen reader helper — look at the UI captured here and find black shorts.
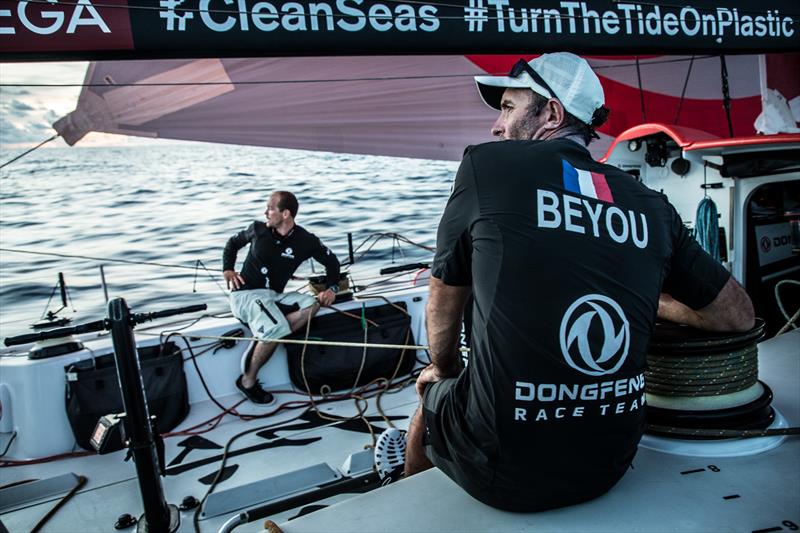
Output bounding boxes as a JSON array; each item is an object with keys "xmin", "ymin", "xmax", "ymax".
[
  {"xmin": 422, "ymin": 379, "xmax": 625, "ymax": 512},
  {"xmin": 421, "ymin": 378, "xmax": 501, "ymax": 508},
  {"xmin": 421, "ymin": 377, "xmax": 456, "ymax": 464}
]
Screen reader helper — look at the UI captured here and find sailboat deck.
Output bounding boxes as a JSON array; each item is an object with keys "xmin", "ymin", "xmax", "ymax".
[
  {"xmin": 0, "ymin": 383, "xmax": 422, "ymax": 532},
  {"xmin": 1, "ymin": 327, "xmax": 797, "ymax": 533}
]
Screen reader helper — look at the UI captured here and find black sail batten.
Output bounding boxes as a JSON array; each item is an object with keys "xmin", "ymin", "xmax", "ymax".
[{"xmin": 1, "ymin": 0, "xmax": 799, "ymax": 62}]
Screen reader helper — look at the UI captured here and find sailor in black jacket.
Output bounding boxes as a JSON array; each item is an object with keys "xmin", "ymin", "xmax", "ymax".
[{"xmin": 223, "ymin": 191, "xmax": 340, "ymax": 404}]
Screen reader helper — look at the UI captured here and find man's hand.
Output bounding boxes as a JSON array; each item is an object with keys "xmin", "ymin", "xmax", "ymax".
[
  {"xmin": 658, "ymin": 278, "xmax": 754, "ymax": 332},
  {"xmin": 317, "ymin": 288, "xmax": 336, "ymax": 307},
  {"xmin": 223, "ymin": 269, "xmax": 245, "ymax": 290},
  {"xmin": 416, "ymin": 363, "xmax": 461, "ymax": 398}
]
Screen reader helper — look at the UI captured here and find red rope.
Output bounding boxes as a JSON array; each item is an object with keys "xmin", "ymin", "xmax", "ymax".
[{"xmin": 0, "ymin": 376, "xmax": 414, "ymax": 465}]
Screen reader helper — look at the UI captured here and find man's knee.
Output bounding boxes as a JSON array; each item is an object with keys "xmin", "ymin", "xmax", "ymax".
[
  {"xmin": 253, "ymin": 340, "xmax": 277, "ymax": 359},
  {"xmin": 287, "ymin": 302, "xmax": 319, "ymax": 331}
]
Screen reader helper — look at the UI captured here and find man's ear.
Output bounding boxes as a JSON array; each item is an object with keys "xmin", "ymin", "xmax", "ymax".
[{"xmin": 543, "ymin": 99, "xmax": 566, "ymax": 129}]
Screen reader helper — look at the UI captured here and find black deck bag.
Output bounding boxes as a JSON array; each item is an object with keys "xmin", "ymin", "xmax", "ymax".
[
  {"xmin": 286, "ymin": 302, "xmax": 415, "ymax": 394},
  {"xmin": 65, "ymin": 342, "xmax": 189, "ymax": 452}
]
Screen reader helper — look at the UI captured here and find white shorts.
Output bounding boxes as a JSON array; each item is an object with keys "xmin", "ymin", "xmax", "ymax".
[{"xmin": 229, "ymin": 289, "xmax": 316, "ymax": 341}]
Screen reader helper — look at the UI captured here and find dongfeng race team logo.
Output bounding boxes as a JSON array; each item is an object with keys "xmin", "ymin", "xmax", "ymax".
[{"xmin": 559, "ymin": 294, "xmax": 630, "ymax": 376}]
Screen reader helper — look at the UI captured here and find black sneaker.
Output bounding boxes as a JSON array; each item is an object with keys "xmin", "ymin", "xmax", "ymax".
[{"xmin": 235, "ymin": 376, "xmax": 275, "ymax": 405}]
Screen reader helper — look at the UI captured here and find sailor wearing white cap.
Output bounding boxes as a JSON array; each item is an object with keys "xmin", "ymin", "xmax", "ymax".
[{"xmin": 475, "ymin": 52, "xmax": 609, "ymax": 144}]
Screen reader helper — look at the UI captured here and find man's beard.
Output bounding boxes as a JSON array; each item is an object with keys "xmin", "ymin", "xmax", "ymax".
[
  {"xmin": 506, "ymin": 119, "xmax": 539, "ymax": 140},
  {"xmin": 506, "ymin": 107, "xmax": 544, "ymax": 141},
  {"xmin": 506, "ymin": 98, "xmax": 547, "ymax": 141}
]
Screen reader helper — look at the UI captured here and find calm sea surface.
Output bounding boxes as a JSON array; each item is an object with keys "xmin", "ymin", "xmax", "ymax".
[{"xmin": 0, "ymin": 143, "xmax": 458, "ymax": 339}]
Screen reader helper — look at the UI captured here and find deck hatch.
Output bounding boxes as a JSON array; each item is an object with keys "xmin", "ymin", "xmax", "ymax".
[
  {"xmin": 201, "ymin": 462, "xmax": 341, "ymax": 519},
  {"xmin": 0, "ymin": 472, "xmax": 83, "ymax": 513}
]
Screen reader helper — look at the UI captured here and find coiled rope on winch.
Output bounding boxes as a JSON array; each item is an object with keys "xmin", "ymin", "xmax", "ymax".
[
  {"xmin": 643, "ymin": 319, "xmax": 792, "ymax": 439},
  {"xmin": 646, "ymin": 320, "xmax": 766, "ymax": 401},
  {"xmin": 646, "ymin": 344, "xmax": 758, "ymax": 397}
]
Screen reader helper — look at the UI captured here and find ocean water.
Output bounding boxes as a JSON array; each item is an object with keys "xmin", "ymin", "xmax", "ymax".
[{"xmin": 0, "ymin": 143, "xmax": 458, "ymax": 340}]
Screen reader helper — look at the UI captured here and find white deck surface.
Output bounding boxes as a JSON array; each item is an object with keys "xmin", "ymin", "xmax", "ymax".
[
  {"xmin": 278, "ymin": 329, "xmax": 800, "ymax": 533},
  {"xmin": 0, "ymin": 384, "xmax": 421, "ymax": 532}
]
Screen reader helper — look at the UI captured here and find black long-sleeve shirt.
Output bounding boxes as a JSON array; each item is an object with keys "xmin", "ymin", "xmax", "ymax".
[{"xmin": 222, "ymin": 221, "xmax": 340, "ymax": 293}]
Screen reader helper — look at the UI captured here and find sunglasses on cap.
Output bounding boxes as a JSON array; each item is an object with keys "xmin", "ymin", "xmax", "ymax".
[{"xmin": 509, "ymin": 59, "xmax": 558, "ymax": 101}]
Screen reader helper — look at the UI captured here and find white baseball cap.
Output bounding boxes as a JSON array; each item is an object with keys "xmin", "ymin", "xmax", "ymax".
[{"xmin": 474, "ymin": 52, "xmax": 605, "ymax": 126}]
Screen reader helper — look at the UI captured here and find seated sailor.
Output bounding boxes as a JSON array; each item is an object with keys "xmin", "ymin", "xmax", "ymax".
[
  {"xmin": 376, "ymin": 53, "xmax": 755, "ymax": 511},
  {"xmin": 222, "ymin": 190, "xmax": 340, "ymax": 404}
]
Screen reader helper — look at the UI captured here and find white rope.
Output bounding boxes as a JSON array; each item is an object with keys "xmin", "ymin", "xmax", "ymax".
[
  {"xmin": 139, "ymin": 331, "xmax": 471, "ymax": 353},
  {"xmin": 774, "ymin": 279, "xmax": 800, "ymax": 329}
]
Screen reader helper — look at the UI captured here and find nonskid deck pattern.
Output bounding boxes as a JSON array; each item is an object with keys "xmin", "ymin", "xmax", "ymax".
[
  {"xmin": 1, "ymin": 283, "xmax": 430, "ymax": 532},
  {"xmin": 0, "ymin": 384, "xmax": 420, "ymax": 532}
]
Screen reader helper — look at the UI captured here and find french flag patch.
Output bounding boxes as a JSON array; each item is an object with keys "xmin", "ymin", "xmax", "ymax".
[{"xmin": 562, "ymin": 160, "xmax": 614, "ymax": 203}]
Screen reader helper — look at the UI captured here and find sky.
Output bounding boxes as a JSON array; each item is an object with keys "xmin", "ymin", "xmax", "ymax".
[{"xmin": 0, "ymin": 61, "xmax": 157, "ymax": 154}]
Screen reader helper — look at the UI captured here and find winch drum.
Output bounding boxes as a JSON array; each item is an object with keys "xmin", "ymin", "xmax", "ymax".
[{"xmin": 645, "ymin": 319, "xmax": 773, "ymax": 438}]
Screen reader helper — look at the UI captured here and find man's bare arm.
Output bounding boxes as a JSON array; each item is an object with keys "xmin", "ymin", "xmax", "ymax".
[
  {"xmin": 416, "ymin": 276, "xmax": 470, "ymax": 397},
  {"xmin": 425, "ymin": 276, "xmax": 471, "ymax": 375},
  {"xmin": 658, "ymin": 277, "xmax": 755, "ymax": 332}
]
